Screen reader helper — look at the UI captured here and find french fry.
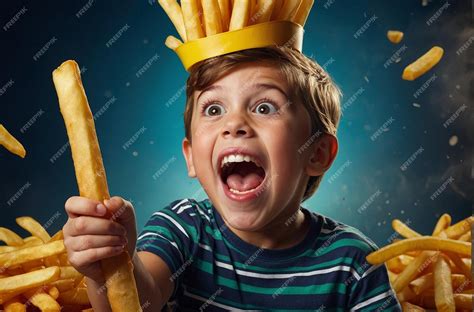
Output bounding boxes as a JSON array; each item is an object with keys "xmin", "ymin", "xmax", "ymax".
[
  {"xmin": 202, "ymin": 0, "xmax": 223, "ymax": 35},
  {"xmin": 58, "ymin": 288, "xmax": 90, "ymax": 306},
  {"xmin": 411, "ymin": 273, "xmax": 469, "ymax": 296},
  {"xmin": 458, "ymin": 231, "xmax": 471, "ymax": 242},
  {"xmin": 417, "ymin": 293, "xmax": 473, "ymax": 310},
  {"xmin": 165, "ymin": 35, "xmax": 183, "ymax": 50},
  {"xmin": 387, "ymin": 30, "xmax": 403, "ymax": 44},
  {"xmin": 0, "ymin": 124, "xmax": 26, "ymax": 158},
  {"xmin": 0, "ymin": 227, "xmax": 24, "ymax": 246},
  {"xmin": 16, "ymin": 216, "xmax": 51, "ymax": 243},
  {"xmin": 58, "ymin": 253, "xmax": 69, "ymax": 266},
  {"xmin": 50, "ymin": 279, "xmax": 76, "ymax": 292},
  {"xmin": 276, "ymin": 0, "xmax": 302, "ymax": 21},
  {"xmin": 0, "ymin": 240, "xmax": 65, "ymax": 268},
  {"xmin": 3, "ymin": 297, "xmax": 26, "ymax": 312},
  {"xmin": 432, "ymin": 213, "xmax": 451, "ymax": 236},
  {"xmin": 400, "ymin": 301, "xmax": 425, "ymax": 311},
  {"xmin": 53, "ymin": 60, "xmax": 140, "ymax": 312},
  {"xmin": 291, "ymin": 0, "xmax": 314, "ymax": 27},
  {"xmin": 368, "ymin": 215, "xmax": 472, "ymax": 311},
  {"xmin": 0, "ymin": 266, "xmax": 60, "ymax": 294},
  {"xmin": 158, "ymin": 0, "xmax": 187, "ymax": 42},
  {"xmin": 27, "ymin": 291, "xmax": 61, "ymax": 312},
  {"xmin": 392, "ymin": 219, "xmax": 421, "ymax": 238},
  {"xmin": 59, "ymin": 266, "xmax": 83, "ymax": 282},
  {"xmin": 270, "ymin": 0, "xmax": 284, "ymax": 20},
  {"xmin": 453, "ymin": 294, "xmax": 474, "ymax": 309},
  {"xmin": 392, "ymin": 250, "xmax": 439, "ymax": 293},
  {"xmin": 396, "ymin": 285, "xmax": 416, "ymax": 302},
  {"xmin": 21, "ymin": 259, "xmax": 44, "ymax": 272},
  {"xmin": 182, "ymin": 0, "xmax": 205, "ymax": 40},
  {"xmin": 253, "ymin": 0, "xmax": 275, "ymax": 24},
  {"xmin": 218, "ymin": 0, "xmax": 231, "ymax": 30},
  {"xmin": 445, "ymin": 251, "xmax": 471, "ymax": 280},
  {"xmin": 433, "ymin": 256, "xmax": 455, "ymax": 311},
  {"xmin": 229, "ymin": 0, "xmax": 250, "ymax": 31},
  {"xmin": 386, "ymin": 254, "xmax": 413, "ymax": 273},
  {"xmin": 0, "ymin": 245, "xmax": 17, "ymax": 253},
  {"xmin": 443, "ymin": 216, "xmax": 473, "ymax": 239},
  {"xmin": 402, "ymin": 46, "xmax": 444, "ymax": 81},
  {"xmin": 366, "ymin": 236, "xmax": 471, "ymax": 264},
  {"xmin": 48, "ymin": 286, "xmax": 60, "ymax": 300}
]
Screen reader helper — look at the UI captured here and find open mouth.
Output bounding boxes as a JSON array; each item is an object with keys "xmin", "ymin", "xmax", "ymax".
[{"xmin": 219, "ymin": 154, "xmax": 266, "ymax": 197}]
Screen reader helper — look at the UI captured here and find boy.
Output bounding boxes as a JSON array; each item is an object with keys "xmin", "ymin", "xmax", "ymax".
[{"xmin": 63, "ymin": 45, "xmax": 400, "ymax": 311}]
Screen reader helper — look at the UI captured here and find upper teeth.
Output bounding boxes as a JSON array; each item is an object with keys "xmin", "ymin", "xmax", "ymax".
[{"xmin": 221, "ymin": 154, "xmax": 261, "ymax": 168}]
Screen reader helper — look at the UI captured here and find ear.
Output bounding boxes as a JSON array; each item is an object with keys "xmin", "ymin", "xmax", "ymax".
[
  {"xmin": 305, "ymin": 133, "xmax": 338, "ymax": 176},
  {"xmin": 182, "ymin": 137, "xmax": 196, "ymax": 178}
]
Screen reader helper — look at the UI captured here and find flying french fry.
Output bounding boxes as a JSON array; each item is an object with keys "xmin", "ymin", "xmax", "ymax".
[
  {"xmin": 387, "ymin": 30, "xmax": 403, "ymax": 44},
  {"xmin": 0, "ymin": 124, "xmax": 26, "ymax": 158},
  {"xmin": 402, "ymin": 46, "xmax": 444, "ymax": 81}
]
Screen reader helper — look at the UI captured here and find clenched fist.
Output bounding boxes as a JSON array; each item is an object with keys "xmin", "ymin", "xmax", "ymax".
[{"xmin": 62, "ymin": 196, "xmax": 137, "ymax": 283}]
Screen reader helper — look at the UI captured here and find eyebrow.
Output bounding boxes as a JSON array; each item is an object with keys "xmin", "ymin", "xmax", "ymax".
[{"xmin": 196, "ymin": 82, "xmax": 289, "ymax": 104}]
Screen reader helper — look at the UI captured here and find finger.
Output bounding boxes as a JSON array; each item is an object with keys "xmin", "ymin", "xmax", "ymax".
[
  {"xmin": 67, "ymin": 235, "xmax": 126, "ymax": 252},
  {"xmin": 68, "ymin": 216, "xmax": 126, "ymax": 237},
  {"xmin": 65, "ymin": 196, "xmax": 106, "ymax": 218},
  {"xmin": 68, "ymin": 246, "xmax": 125, "ymax": 267},
  {"xmin": 104, "ymin": 196, "xmax": 135, "ymax": 224}
]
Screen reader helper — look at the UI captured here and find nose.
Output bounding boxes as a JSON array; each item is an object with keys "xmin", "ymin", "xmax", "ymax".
[{"xmin": 221, "ymin": 111, "xmax": 253, "ymax": 139}]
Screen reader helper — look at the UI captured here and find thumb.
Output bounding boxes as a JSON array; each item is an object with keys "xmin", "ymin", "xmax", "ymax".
[
  {"xmin": 103, "ymin": 196, "xmax": 136, "ymax": 229},
  {"xmin": 103, "ymin": 196, "xmax": 137, "ymax": 256}
]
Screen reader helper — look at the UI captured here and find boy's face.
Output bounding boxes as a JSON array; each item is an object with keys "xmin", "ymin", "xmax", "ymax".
[{"xmin": 182, "ymin": 62, "xmax": 327, "ymax": 232}]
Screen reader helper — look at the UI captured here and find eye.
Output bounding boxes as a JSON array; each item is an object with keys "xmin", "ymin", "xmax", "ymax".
[
  {"xmin": 203, "ymin": 103, "xmax": 225, "ymax": 116},
  {"xmin": 254, "ymin": 101, "xmax": 278, "ymax": 115}
]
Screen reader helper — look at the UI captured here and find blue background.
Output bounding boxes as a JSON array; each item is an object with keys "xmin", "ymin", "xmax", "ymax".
[{"xmin": 0, "ymin": 0, "xmax": 472, "ymax": 247}]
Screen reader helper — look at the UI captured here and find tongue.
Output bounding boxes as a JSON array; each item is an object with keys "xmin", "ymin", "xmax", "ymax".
[{"xmin": 226, "ymin": 172, "xmax": 263, "ymax": 191}]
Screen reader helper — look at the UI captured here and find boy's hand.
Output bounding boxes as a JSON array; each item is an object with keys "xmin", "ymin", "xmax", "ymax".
[{"xmin": 63, "ymin": 196, "xmax": 137, "ymax": 283}]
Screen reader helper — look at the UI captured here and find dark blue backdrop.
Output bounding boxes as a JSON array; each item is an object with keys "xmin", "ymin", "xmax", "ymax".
[{"xmin": 0, "ymin": 0, "xmax": 472, "ymax": 247}]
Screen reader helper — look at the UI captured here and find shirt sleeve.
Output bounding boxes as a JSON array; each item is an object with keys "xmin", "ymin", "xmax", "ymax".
[
  {"xmin": 136, "ymin": 198, "xmax": 199, "ymax": 301},
  {"xmin": 347, "ymin": 253, "xmax": 401, "ymax": 311}
]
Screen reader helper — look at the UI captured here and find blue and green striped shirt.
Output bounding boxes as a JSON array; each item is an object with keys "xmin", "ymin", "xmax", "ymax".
[{"xmin": 136, "ymin": 198, "xmax": 401, "ymax": 311}]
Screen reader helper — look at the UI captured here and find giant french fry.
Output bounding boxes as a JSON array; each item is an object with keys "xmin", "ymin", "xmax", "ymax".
[{"xmin": 52, "ymin": 60, "xmax": 140, "ymax": 312}]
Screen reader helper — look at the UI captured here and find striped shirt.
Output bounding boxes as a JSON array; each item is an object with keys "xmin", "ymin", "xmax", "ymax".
[{"xmin": 136, "ymin": 198, "xmax": 401, "ymax": 311}]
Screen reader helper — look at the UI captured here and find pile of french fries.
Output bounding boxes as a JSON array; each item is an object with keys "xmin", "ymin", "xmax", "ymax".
[
  {"xmin": 367, "ymin": 214, "xmax": 473, "ymax": 311},
  {"xmin": 0, "ymin": 217, "xmax": 92, "ymax": 312},
  {"xmin": 159, "ymin": 0, "xmax": 315, "ymax": 50}
]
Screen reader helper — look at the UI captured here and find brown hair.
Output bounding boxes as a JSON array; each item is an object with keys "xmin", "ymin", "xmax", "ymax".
[{"xmin": 184, "ymin": 45, "xmax": 341, "ymax": 202}]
